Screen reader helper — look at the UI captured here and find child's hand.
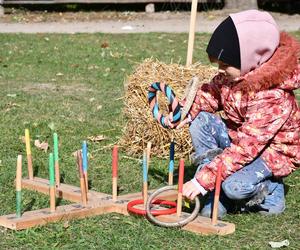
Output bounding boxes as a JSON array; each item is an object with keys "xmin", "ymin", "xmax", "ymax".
[
  {"xmin": 182, "ymin": 180, "xmax": 201, "ymax": 200},
  {"xmin": 175, "ymin": 116, "xmax": 192, "ymax": 129},
  {"xmin": 164, "ymin": 112, "xmax": 175, "ymax": 128},
  {"xmin": 165, "ymin": 112, "xmax": 191, "ymax": 129}
]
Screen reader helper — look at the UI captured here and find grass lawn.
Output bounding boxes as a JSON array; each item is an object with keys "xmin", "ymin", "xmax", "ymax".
[{"xmin": 0, "ymin": 32, "xmax": 299, "ymax": 249}]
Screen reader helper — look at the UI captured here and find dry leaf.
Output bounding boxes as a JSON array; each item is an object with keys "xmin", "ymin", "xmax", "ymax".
[
  {"xmin": 88, "ymin": 135, "xmax": 106, "ymax": 142},
  {"xmin": 20, "ymin": 136, "xmax": 26, "ymax": 143},
  {"xmin": 101, "ymin": 42, "xmax": 109, "ymax": 48},
  {"xmin": 63, "ymin": 221, "xmax": 70, "ymax": 229},
  {"xmin": 34, "ymin": 140, "xmax": 49, "ymax": 152},
  {"xmin": 72, "ymin": 149, "xmax": 81, "ymax": 157}
]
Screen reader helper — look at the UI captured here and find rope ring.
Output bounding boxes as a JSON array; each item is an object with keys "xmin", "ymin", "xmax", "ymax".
[
  {"xmin": 127, "ymin": 199, "xmax": 177, "ymax": 216},
  {"xmin": 146, "ymin": 185, "xmax": 200, "ymax": 228},
  {"xmin": 148, "ymin": 82, "xmax": 181, "ymax": 128}
]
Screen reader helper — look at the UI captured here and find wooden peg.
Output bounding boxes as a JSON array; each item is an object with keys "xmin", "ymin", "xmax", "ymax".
[
  {"xmin": 212, "ymin": 165, "xmax": 222, "ymax": 225},
  {"xmin": 53, "ymin": 133, "xmax": 60, "ymax": 187},
  {"xmin": 168, "ymin": 139, "xmax": 175, "ymax": 185},
  {"xmin": 112, "ymin": 145, "xmax": 118, "ymax": 202},
  {"xmin": 177, "ymin": 159, "xmax": 185, "ymax": 217},
  {"xmin": 48, "ymin": 153, "xmax": 56, "ymax": 212},
  {"xmin": 77, "ymin": 151, "xmax": 87, "ymax": 206},
  {"xmin": 16, "ymin": 155, "xmax": 22, "ymax": 217},
  {"xmin": 25, "ymin": 129, "xmax": 33, "ymax": 180}
]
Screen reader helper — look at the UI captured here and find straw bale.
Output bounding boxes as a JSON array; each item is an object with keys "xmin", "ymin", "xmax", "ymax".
[{"xmin": 119, "ymin": 58, "xmax": 217, "ymax": 159}]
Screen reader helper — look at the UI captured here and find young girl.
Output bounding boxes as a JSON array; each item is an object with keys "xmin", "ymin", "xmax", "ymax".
[{"xmin": 172, "ymin": 10, "xmax": 299, "ymax": 217}]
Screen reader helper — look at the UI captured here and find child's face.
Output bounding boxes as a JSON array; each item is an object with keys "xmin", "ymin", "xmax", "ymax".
[{"xmin": 209, "ymin": 57, "xmax": 241, "ymax": 81}]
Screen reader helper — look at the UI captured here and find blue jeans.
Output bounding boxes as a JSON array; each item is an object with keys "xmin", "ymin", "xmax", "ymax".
[{"xmin": 189, "ymin": 112, "xmax": 285, "ymax": 217}]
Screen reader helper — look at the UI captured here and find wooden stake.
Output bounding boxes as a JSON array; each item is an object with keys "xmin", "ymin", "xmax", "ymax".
[
  {"xmin": 146, "ymin": 142, "xmax": 151, "ymax": 171},
  {"xmin": 16, "ymin": 155, "xmax": 22, "ymax": 218},
  {"xmin": 76, "ymin": 151, "xmax": 87, "ymax": 206},
  {"xmin": 186, "ymin": 0, "xmax": 198, "ymax": 66},
  {"xmin": 142, "ymin": 150, "xmax": 148, "ymax": 206},
  {"xmin": 177, "ymin": 159, "xmax": 185, "ymax": 217},
  {"xmin": 212, "ymin": 165, "xmax": 222, "ymax": 225},
  {"xmin": 53, "ymin": 133, "xmax": 60, "ymax": 187},
  {"xmin": 48, "ymin": 153, "xmax": 56, "ymax": 212},
  {"xmin": 168, "ymin": 139, "xmax": 175, "ymax": 185},
  {"xmin": 112, "ymin": 145, "xmax": 118, "ymax": 202},
  {"xmin": 82, "ymin": 141, "xmax": 88, "ymax": 191},
  {"xmin": 25, "ymin": 129, "xmax": 33, "ymax": 180}
]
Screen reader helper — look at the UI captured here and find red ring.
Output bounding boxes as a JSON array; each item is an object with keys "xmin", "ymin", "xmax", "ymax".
[{"xmin": 127, "ymin": 199, "xmax": 177, "ymax": 216}]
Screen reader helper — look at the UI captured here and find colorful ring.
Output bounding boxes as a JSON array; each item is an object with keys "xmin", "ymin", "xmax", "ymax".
[
  {"xmin": 127, "ymin": 199, "xmax": 177, "ymax": 216},
  {"xmin": 148, "ymin": 82, "xmax": 181, "ymax": 128}
]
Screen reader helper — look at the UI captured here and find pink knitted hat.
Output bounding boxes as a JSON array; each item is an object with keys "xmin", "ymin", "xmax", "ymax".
[{"xmin": 230, "ymin": 10, "xmax": 280, "ymax": 75}]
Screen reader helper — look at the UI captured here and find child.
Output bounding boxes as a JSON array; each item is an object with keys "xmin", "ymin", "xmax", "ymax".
[{"xmin": 169, "ymin": 10, "xmax": 300, "ymax": 217}]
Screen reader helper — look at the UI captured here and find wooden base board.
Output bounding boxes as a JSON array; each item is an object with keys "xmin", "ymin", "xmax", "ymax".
[{"xmin": 0, "ymin": 178, "xmax": 235, "ymax": 235}]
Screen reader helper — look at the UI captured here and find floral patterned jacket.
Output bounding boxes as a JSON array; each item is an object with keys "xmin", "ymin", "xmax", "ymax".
[{"xmin": 190, "ymin": 33, "xmax": 300, "ymax": 191}]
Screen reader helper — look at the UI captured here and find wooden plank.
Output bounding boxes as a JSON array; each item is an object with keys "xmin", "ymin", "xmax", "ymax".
[
  {"xmin": 0, "ymin": 202, "xmax": 115, "ymax": 230},
  {"xmin": 21, "ymin": 177, "xmax": 107, "ymax": 203},
  {"xmin": 21, "ymin": 177, "xmax": 178, "ymax": 203},
  {"xmin": 156, "ymin": 213, "xmax": 235, "ymax": 235}
]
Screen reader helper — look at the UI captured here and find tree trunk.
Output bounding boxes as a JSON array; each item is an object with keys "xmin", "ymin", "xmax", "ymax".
[{"xmin": 224, "ymin": 0, "xmax": 258, "ymax": 10}]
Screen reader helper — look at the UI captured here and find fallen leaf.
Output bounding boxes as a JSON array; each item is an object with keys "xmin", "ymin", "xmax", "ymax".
[
  {"xmin": 20, "ymin": 136, "xmax": 26, "ymax": 143},
  {"xmin": 72, "ymin": 149, "xmax": 81, "ymax": 158},
  {"xmin": 101, "ymin": 42, "xmax": 109, "ymax": 48},
  {"xmin": 269, "ymin": 240, "xmax": 289, "ymax": 248},
  {"xmin": 34, "ymin": 140, "xmax": 49, "ymax": 152},
  {"xmin": 183, "ymin": 199, "xmax": 190, "ymax": 209},
  {"xmin": 63, "ymin": 221, "xmax": 70, "ymax": 229},
  {"xmin": 48, "ymin": 122, "xmax": 55, "ymax": 131},
  {"xmin": 88, "ymin": 135, "xmax": 106, "ymax": 142}
]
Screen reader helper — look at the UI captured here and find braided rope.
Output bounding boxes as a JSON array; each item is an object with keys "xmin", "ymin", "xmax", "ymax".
[
  {"xmin": 148, "ymin": 82, "xmax": 181, "ymax": 128},
  {"xmin": 146, "ymin": 185, "xmax": 200, "ymax": 228}
]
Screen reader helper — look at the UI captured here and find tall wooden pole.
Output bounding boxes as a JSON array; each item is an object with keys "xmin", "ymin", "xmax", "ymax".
[
  {"xmin": 177, "ymin": 159, "xmax": 185, "ymax": 217},
  {"xmin": 25, "ymin": 129, "xmax": 33, "ymax": 180},
  {"xmin": 212, "ymin": 165, "xmax": 222, "ymax": 225},
  {"xmin": 53, "ymin": 133, "xmax": 60, "ymax": 187},
  {"xmin": 186, "ymin": 0, "xmax": 198, "ymax": 67},
  {"xmin": 112, "ymin": 145, "xmax": 118, "ymax": 202},
  {"xmin": 16, "ymin": 155, "xmax": 22, "ymax": 217}
]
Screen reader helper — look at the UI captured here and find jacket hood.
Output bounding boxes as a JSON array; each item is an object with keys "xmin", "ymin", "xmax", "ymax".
[
  {"xmin": 234, "ymin": 32, "xmax": 300, "ymax": 93},
  {"xmin": 230, "ymin": 10, "xmax": 280, "ymax": 75}
]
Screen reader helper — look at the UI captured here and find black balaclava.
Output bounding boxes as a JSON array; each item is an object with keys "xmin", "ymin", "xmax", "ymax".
[{"xmin": 206, "ymin": 16, "xmax": 241, "ymax": 69}]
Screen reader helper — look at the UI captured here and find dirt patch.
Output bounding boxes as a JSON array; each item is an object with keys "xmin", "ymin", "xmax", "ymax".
[{"xmin": 22, "ymin": 82, "xmax": 94, "ymax": 94}]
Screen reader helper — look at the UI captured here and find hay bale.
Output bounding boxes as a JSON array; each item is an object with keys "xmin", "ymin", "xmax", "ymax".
[{"xmin": 119, "ymin": 58, "xmax": 217, "ymax": 158}]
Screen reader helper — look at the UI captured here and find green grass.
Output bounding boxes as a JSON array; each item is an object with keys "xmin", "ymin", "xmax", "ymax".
[{"xmin": 0, "ymin": 32, "xmax": 299, "ymax": 249}]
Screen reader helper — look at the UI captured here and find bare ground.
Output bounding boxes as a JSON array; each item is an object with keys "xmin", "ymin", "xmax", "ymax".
[{"xmin": 0, "ymin": 9, "xmax": 299, "ymax": 33}]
